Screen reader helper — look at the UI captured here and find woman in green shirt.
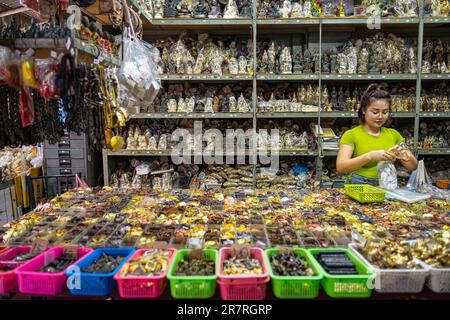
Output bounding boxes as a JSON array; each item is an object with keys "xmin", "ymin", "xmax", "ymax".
[{"xmin": 336, "ymin": 84, "xmax": 418, "ymax": 186}]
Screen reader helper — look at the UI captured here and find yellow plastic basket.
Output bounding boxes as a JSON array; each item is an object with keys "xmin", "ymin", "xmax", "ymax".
[{"xmin": 344, "ymin": 184, "xmax": 386, "ymax": 203}]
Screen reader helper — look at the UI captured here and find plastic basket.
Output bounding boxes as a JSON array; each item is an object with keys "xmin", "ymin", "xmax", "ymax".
[
  {"xmin": 217, "ymin": 247, "xmax": 270, "ymax": 300},
  {"xmin": 309, "ymin": 248, "xmax": 374, "ymax": 298},
  {"xmin": 167, "ymin": 249, "xmax": 217, "ymax": 299},
  {"xmin": 426, "ymin": 264, "xmax": 450, "ymax": 293},
  {"xmin": 15, "ymin": 246, "xmax": 92, "ymax": 295},
  {"xmin": 348, "ymin": 244, "xmax": 429, "ymax": 293},
  {"xmin": 0, "ymin": 247, "xmax": 8, "ymax": 255},
  {"xmin": 265, "ymin": 248, "xmax": 323, "ymax": 299},
  {"xmin": 114, "ymin": 248, "xmax": 176, "ymax": 299},
  {"xmin": 0, "ymin": 246, "xmax": 32, "ymax": 295},
  {"xmin": 66, "ymin": 248, "xmax": 135, "ymax": 297},
  {"xmin": 0, "ymin": 262, "xmax": 20, "ymax": 294},
  {"xmin": 344, "ymin": 184, "xmax": 385, "ymax": 203},
  {"xmin": 0, "ymin": 246, "xmax": 33, "ymax": 266},
  {"xmin": 436, "ymin": 179, "xmax": 450, "ymax": 189}
]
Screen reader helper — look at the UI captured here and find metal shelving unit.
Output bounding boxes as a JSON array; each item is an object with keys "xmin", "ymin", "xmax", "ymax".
[
  {"xmin": 321, "ymin": 74, "xmax": 417, "ymax": 81},
  {"xmin": 421, "ymin": 74, "xmax": 450, "ymax": 80},
  {"xmin": 417, "ymin": 149, "xmax": 450, "ymax": 155},
  {"xmin": 257, "ymin": 74, "xmax": 319, "ymax": 80},
  {"xmin": 160, "ymin": 74, "xmax": 253, "ymax": 81},
  {"xmin": 102, "ymin": 3, "xmax": 450, "ymax": 186},
  {"xmin": 130, "ymin": 112, "xmax": 253, "ymax": 119},
  {"xmin": 419, "ymin": 112, "xmax": 450, "ymax": 118}
]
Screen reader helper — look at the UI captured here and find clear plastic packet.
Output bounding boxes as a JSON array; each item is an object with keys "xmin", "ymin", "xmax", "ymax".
[
  {"xmin": 35, "ymin": 58, "xmax": 61, "ymax": 99},
  {"xmin": 0, "ymin": 45, "xmax": 20, "ymax": 88},
  {"xmin": 377, "ymin": 161, "xmax": 398, "ymax": 190},
  {"xmin": 117, "ymin": 29, "xmax": 161, "ymax": 108},
  {"xmin": 21, "ymin": 59, "xmax": 39, "ymax": 89}
]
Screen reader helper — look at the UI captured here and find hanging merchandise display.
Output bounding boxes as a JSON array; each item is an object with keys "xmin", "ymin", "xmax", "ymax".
[
  {"xmin": 59, "ymin": 54, "xmax": 88, "ymax": 134},
  {"xmin": 0, "ymin": 46, "xmax": 20, "ymax": 88},
  {"xmin": 0, "ymin": 18, "xmax": 70, "ymax": 40},
  {"xmin": 118, "ymin": 28, "xmax": 161, "ymax": 110}
]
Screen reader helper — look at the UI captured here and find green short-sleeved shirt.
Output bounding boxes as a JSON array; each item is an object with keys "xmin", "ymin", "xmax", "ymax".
[{"xmin": 339, "ymin": 125, "xmax": 404, "ymax": 179}]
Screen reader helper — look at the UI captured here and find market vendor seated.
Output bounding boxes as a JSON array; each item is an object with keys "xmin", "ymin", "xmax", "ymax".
[{"xmin": 336, "ymin": 84, "xmax": 418, "ymax": 186}]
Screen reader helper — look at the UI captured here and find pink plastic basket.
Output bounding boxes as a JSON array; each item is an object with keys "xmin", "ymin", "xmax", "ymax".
[
  {"xmin": 114, "ymin": 248, "xmax": 176, "ymax": 299},
  {"xmin": 0, "ymin": 262, "xmax": 21, "ymax": 294},
  {"xmin": 15, "ymin": 246, "xmax": 92, "ymax": 295},
  {"xmin": 0, "ymin": 247, "xmax": 8, "ymax": 255},
  {"xmin": 0, "ymin": 246, "xmax": 32, "ymax": 294},
  {"xmin": 217, "ymin": 247, "xmax": 270, "ymax": 300},
  {"xmin": 0, "ymin": 246, "xmax": 34, "ymax": 266}
]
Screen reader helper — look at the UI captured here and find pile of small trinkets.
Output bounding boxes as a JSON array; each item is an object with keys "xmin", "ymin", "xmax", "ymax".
[
  {"xmin": 121, "ymin": 250, "xmax": 171, "ymax": 276},
  {"xmin": 174, "ymin": 255, "xmax": 215, "ymax": 276},
  {"xmin": 269, "ymin": 250, "xmax": 315, "ymax": 276},
  {"xmin": 82, "ymin": 254, "xmax": 124, "ymax": 274},
  {"xmin": 222, "ymin": 255, "xmax": 264, "ymax": 275}
]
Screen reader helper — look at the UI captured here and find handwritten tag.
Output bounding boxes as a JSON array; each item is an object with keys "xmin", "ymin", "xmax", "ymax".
[
  {"xmin": 189, "ymin": 249, "xmax": 204, "ymax": 260},
  {"xmin": 64, "ymin": 245, "xmax": 78, "ymax": 259},
  {"xmin": 31, "ymin": 238, "xmax": 49, "ymax": 255},
  {"xmin": 149, "ymin": 241, "xmax": 169, "ymax": 250},
  {"xmin": 232, "ymin": 244, "xmax": 251, "ymax": 259}
]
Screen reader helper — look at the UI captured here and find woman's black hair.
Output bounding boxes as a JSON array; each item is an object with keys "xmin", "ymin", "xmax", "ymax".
[{"xmin": 358, "ymin": 83, "xmax": 392, "ymax": 124}]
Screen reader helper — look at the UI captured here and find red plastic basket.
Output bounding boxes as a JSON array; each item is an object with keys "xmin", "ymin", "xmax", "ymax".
[
  {"xmin": 114, "ymin": 248, "xmax": 176, "ymax": 299},
  {"xmin": 0, "ymin": 247, "xmax": 8, "ymax": 255},
  {"xmin": 217, "ymin": 247, "xmax": 270, "ymax": 300},
  {"xmin": 15, "ymin": 246, "xmax": 92, "ymax": 295}
]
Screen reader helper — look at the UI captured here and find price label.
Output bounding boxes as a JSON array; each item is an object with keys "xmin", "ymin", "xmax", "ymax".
[
  {"xmin": 189, "ymin": 249, "xmax": 204, "ymax": 260},
  {"xmin": 31, "ymin": 238, "xmax": 49, "ymax": 255},
  {"xmin": 136, "ymin": 164, "xmax": 150, "ymax": 175},
  {"xmin": 149, "ymin": 241, "xmax": 169, "ymax": 250},
  {"xmin": 64, "ymin": 245, "xmax": 78, "ymax": 259},
  {"xmin": 232, "ymin": 244, "xmax": 251, "ymax": 259},
  {"xmin": 187, "ymin": 238, "xmax": 203, "ymax": 249}
]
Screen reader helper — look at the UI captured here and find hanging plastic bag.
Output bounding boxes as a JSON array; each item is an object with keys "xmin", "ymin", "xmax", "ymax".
[
  {"xmin": 22, "ymin": 59, "xmax": 39, "ymax": 89},
  {"xmin": 0, "ymin": 45, "xmax": 20, "ymax": 88},
  {"xmin": 35, "ymin": 58, "xmax": 61, "ymax": 99},
  {"xmin": 409, "ymin": 160, "xmax": 450, "ymax": 201},
  {"xmin": 117, "ymin": 27, "xmax": 161, "ymax": 108},
  {"xmin": 377, "ymin": 161, "xmax": 398, "ymax": 190}
]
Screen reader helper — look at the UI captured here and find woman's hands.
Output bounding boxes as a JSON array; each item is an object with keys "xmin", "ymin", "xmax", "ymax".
[
  {"xmin": 388, "ymin": 144, "xmax": 413, "ymax": 162},
  {"xmin": 366, "ymin": 150, "xmax": 396, "ymax": 162}
]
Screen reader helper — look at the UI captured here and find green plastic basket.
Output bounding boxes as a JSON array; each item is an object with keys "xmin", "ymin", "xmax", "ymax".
[
  {"xmin": 344, "ymin": 184, "xmax": 386, "ymax": 203},
  {"xmin": 309, "ymin": 248, "xmax": 375, "ymax": 298},
  {"xmin": 167, "ymin": 249, "xmax": 218, "ymax": 299},
  {"xmin": 265, "ymin": 248, "xmax": 323, "ymax": 299}
]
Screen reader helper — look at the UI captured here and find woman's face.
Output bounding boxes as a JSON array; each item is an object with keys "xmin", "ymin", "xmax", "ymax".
[{"xmin": 364, "ymin": 100, "xmax": 390, "ymax": 128}]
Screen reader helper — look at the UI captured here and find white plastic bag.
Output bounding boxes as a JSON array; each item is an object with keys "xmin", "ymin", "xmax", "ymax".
[
  {"xmin": 377, "ymin": 161, "xmax": 398, "ymax": 190},
  {"xmin": 408, "ymin": 160, "xmax": 450, "ymax": 201},
  {"xmin": 118, "ymin": 28, "xmax": 161, "ymax": 108}
]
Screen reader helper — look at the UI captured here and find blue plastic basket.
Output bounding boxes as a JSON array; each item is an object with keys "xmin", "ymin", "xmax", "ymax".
[{"xmin": 65, "ymin": 248, "xmax": 135, "ymax": 297}]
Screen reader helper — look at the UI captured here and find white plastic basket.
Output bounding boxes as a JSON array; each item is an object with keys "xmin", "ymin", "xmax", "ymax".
[
  {"xmin": 425, "ymin": 264, "xmax": 450, "ymax": 293},
  {"xmin": 348, "ymin": 243, "xmax": 430, "ymax": 293}
]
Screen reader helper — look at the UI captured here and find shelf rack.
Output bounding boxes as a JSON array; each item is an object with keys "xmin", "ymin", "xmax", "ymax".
[{"xmin": 103, "ymin": 1, "xmax": 450, "ymax": 186}]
